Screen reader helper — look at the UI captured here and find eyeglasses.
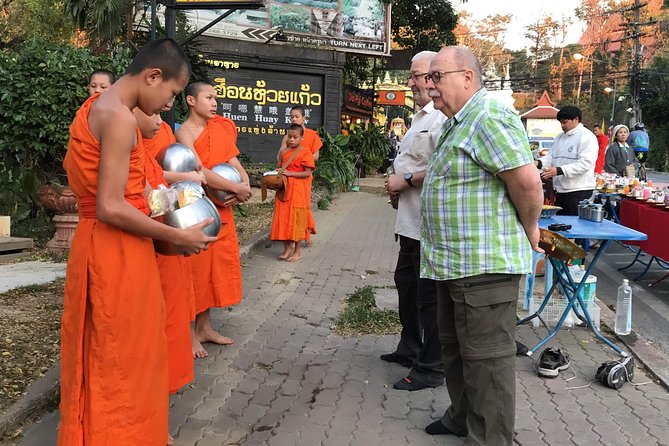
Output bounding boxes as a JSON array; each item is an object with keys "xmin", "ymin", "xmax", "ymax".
[
  {"xmin": 409, "ymin": 72, "xmax": 429, "ymax": 82},
  {"xmin": 425, "ymin": 70, "xmax": 466, "ymax": 84}
]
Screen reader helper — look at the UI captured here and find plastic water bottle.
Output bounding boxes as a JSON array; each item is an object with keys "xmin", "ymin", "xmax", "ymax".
[{"xmin": 614, "ymin": 279, "xmax": 633, "ymax": 335}]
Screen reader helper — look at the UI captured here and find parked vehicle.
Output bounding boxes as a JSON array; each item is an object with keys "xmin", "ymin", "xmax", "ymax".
[{"xmin": 530, "ymin": 139, "xmax": 553, "ymax": 159}]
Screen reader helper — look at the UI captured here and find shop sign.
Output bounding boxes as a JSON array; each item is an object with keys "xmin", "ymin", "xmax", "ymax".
[
  {"xmin": 207, "ymin": 59, "xmax": 324, "ymax": 162},
  {"xmin": 343, "ymin": 86, "xmax": 373, "ymax": 115}
]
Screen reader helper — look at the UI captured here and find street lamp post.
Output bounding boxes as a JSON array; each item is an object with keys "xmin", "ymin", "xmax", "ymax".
[{"xmin": 604, "ymin": 80, "xmax": 617, "ymax": 127}]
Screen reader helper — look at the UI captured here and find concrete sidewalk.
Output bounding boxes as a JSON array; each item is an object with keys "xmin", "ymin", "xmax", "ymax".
[
  {"xmin": 0, "ymin": 261, "xmax": 66, "ymax": 293},
  {"xmin": 14, "ymin": 191, "xmax": 669, "ymax": 445}
]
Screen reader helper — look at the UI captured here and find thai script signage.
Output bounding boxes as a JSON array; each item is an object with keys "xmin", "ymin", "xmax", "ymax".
[
  {"xmin": 343, "ymin": 86, "xmax": 373, "ymax": 116},
  {"xmin": 207, "ymin": 59, "xmax": 324, "ymax": 162},
  {"xmin": 185, "ymin": 0, "xmax": 391, "ymax": 56}
]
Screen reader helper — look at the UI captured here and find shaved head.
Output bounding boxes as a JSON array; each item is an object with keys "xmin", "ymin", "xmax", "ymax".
[
  {"xmin": 126, "ymin": 38, "xmax": 190, "ymax": 81},
  {"xmin": 185, "ymin": 81, "xmax": 214, "ymax": 99}
]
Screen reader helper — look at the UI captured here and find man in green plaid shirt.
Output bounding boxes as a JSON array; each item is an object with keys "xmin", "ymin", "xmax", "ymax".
[{"xmin": 420, "ymin": 46, "xmax": 544, "ymax": 445}]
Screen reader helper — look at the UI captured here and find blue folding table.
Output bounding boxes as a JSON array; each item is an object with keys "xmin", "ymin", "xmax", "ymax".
[{"xmin": 517, "ymin": 216, "xmax": 647, "ymax": 357}]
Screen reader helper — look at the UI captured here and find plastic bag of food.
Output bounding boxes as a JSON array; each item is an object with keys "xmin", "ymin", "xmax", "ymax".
[{"xmin": 148, "ymin": 185, "xmax": 178, "ymax": 217}]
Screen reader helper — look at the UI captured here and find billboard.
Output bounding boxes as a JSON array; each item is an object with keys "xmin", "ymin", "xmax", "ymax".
[
  {"xmin": 204, "ymin": 57, "xmax": 324, "ymax": 163},
  {"xmin": 184, "ymin": 0, "xmax": 391, "ymax": 55}
]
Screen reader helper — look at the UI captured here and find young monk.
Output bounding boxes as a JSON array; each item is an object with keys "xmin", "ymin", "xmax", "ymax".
[
  {"xmin": 58, "ymin": 38, "xmax": 216, "ymax": 446},
  {"xmin": 136, "ymin": 108, "xmax": 205, "ymax": 445},
  {"xmin": 279, "ymin": 105, "xmax": 320, "ymax": 244},
  {"xmin": 176, "ymin": 81, "xmax": 252, "ymax": 358},
  {"xmin": 141, "ymin": 109, "xmax": 205, "ymax": 359},
  {"xmin": 271, "ymin": 123, "xmax": 315, "ymax": 262},
  {"xmin": 87, "ymin": 68, "xmax": 115, "ymax": 96}
]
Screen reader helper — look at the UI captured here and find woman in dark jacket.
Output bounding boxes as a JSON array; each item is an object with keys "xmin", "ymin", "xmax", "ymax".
[{"xmin": 604, "ymin": 124, "xmax": 638, "ymax": 177}]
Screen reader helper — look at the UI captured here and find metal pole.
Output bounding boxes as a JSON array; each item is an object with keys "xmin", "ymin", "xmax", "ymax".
[
  {"xmin": 610, "ymin": 80, "xmax": 617, "ymax": 127},
  {"xmin": 632, "ymin": 0, "xmax": 642, "ymax": 125}
]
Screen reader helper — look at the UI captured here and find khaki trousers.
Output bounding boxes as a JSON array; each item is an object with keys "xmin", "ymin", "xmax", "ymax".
[{"xmin": 436, "ymin": 274, "xmax": 519, "ymax": 446}]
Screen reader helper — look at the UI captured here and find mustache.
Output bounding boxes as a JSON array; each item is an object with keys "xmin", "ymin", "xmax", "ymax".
[{"xmin": 427, "ymin": 90, "xmax": 441, "ymax": 98}]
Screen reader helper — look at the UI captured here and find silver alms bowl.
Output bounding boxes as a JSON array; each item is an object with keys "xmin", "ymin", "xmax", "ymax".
[
  {"xmin": 160, "ymin": 143, "xmax": 198, "ymax": 173},
  {"xmin": 206, "ymin": 163, "xmax": 242, "ymax": 206},
  {"xmin": 163, "ymin": 196, "xmax": 221, "ymax": 238}
]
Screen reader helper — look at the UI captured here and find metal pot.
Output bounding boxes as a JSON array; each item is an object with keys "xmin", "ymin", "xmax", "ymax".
[
  {"xmin": 206, "ymin": 163, "xmax": 242, "ymax": 206},
  {"xmin": 163, "ymin": 196, "xmax": 221, "ymax": 238},
  {"xmin": 160, "ymin": 143, "xmax": 198, "ymax": 172}
]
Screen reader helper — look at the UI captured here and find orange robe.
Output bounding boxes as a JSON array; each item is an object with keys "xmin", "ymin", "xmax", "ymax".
[
  {"xmin": 302, "ymin": 128, "xmax": 321, "ymax": 238},
  {"xmin": 190, "ymin": 116, "xmax": 243, "ymax": 314},
  {"xmin": 143, "ymin": 123, "xmax": 195, "ymax": 394},
  {"xmin": 58, "ymin": 96, "xmax": 168, "ymax": 445},
  {"xmin": 270, "ymin": 146, "xmax": 315, "ymax": 241}
]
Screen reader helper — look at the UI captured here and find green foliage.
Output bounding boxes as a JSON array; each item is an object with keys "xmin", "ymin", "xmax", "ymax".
[
  {"xmin": 0, "ymin": 0, "xmax": 76, "ymax": 46},
  {"xmin": 333, "ymin": 286, "xmax": 401, "ymax": 337},
  {"xmin": 348, "ymin": 123, "xmax": 389, "ymax": 174},
  {"xmin": 0, "ymin": 39, "xmax": 131, "ymax": 238},
  {"xmin": 388, "ymin": 0, "xmax": 457, "ymax": 51},
  {"xmin": 317, "ymin": 196, "xmax": 330, "ymax": 210},
  {"xmin": 314, "ymin": 131, "xmax": 356, "ymax": 192},
  {"xmin": 641, "ymin": 56, "xmax": 669, "ymax": 171}
]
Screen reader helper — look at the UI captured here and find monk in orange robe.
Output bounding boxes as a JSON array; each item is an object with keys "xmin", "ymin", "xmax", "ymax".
[
  {"xmin": 58, "ymin": 38, "xmax": 215, "ymax": 446},
  {"xmin": 279, "ymin": 105, "xmax": 320, "ymax": 242},
  {"xmin": 176, "ymin": 81, "xmax": 252, "ymax": 358},
  {"xmin": 135, "ymin": 109, "xmax": 198, "ymax": 397},
  {"xmin": 271, "ymin": 124, "xmax": 315, "ymax": 262}
]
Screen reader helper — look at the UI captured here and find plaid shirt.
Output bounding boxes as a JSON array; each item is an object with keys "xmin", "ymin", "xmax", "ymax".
[{"xmin": 420, "ymin": 88, "xmax": 534, "ymax": 281}]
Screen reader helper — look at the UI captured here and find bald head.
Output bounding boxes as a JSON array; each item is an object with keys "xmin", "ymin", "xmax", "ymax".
[
  {"xmin": 442, "ymin": 46, "xmax": 483, "ymax": 87},
  {"xmin": 426, "ymin": 45, "xmax": 484, "ymax": 118}
]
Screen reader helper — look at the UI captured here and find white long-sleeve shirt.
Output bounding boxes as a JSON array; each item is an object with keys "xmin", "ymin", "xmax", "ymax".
[{"xmin": 539, "ymin": 123, "xmax": 598, "ymax": 193}]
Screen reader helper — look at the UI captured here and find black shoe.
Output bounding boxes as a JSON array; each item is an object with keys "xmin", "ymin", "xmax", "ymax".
[
  {"xmin": 516, "ymin": 341, "xmax": 528, "ymax": 356},
  {"xmin": 425, "ymin": 420, "xmax": 467, "ymax": 437},
  {"xmin": 380, "ymin": 353, "xmax": 414, "ymax": 368},
  {"xmin": 393, "ymin": 376, "xmax": 433, "ymax": 391},
  {"xmin": 537, "ymin": 347, "xmax": 570, "ymax": 378}
]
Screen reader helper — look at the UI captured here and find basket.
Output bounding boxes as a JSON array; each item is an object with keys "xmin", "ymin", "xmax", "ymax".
[
  {"xmin": 540, "ymin": 205, "xmax": 562, "ymax": 219},
  {"xmin": 539, "ymin": 229, "xmax": 586, "ymax": 262},
  {"xmin": 529, "ymin": 297, "xmax": 601, "ymax": 330}
]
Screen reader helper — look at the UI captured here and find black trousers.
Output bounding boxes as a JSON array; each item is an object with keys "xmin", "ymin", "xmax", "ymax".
[
  {"xmin": 392, "ymin": 235, "xmax": 444, "ymax": 386},
  {"xmin": 555, "ymin": 189, "xmax": 594, "ymax": 216}
]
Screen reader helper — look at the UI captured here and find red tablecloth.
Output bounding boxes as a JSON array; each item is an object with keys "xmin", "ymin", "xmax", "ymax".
[{"xmin": 620, "ymin": 198, "xmax": 669, "ymax": 259}]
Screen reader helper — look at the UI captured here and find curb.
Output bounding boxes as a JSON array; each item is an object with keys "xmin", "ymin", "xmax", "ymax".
[
  {"xmin": 0, "ymin": 364, "xmax": 60, "ymax": 440},
  {"xmin": 0, "ymin": 229, "xmax": 272, "ymax": 441}
]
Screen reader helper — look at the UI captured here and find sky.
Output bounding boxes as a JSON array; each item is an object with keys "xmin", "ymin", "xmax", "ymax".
[{"xmin": 453, "ymin": 0, "xmax": 586, "ymax": 51}]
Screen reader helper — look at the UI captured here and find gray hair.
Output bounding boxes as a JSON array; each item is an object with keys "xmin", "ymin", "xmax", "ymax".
[
  {"xmin": 446, "ymin": 46, "xmax": 483, "ymax": 86},
  {"xmin": 411, "ymin": 51, "xmax": 438, "ymax": 63}
]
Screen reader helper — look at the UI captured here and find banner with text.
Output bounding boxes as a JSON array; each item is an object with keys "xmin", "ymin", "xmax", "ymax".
[{"xmin": 185, "ymin": 0, "xmax": 390, "ymax": 56}]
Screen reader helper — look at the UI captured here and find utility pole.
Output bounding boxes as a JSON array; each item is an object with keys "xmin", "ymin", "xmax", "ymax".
[{"xmin": 632, "ymin": 0, "xmax": 642, "ymax": 125}]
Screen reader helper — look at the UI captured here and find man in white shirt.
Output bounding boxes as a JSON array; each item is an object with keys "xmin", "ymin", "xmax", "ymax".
[
  {"xmin": 537, "ymin": 106, "xmax": 598, "ymax": 215},
  {"xmin": 381, "ymin": 51, "xmax": 447, "ymax": 391}
]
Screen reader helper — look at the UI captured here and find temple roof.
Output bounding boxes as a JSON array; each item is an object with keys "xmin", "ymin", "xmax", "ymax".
[{"xmin": 520, "ymin": 91, "xmax": 559, "ymax": 120}]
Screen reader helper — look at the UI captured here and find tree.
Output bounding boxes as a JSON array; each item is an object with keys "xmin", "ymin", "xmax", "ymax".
[
  {"xmin": 0, "ymin": 0, "xmax": 76, "ymax": 47},
  {"xmin": 389, "ymin": 0, "xmax": 458, "ymax": 51}
]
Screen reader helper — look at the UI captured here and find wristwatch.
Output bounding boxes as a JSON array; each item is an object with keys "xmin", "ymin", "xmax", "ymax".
[{"xmin": 404, "ymin": 172, "xmax": 414, "ymax": 187}]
